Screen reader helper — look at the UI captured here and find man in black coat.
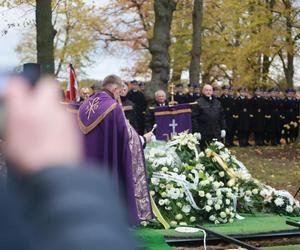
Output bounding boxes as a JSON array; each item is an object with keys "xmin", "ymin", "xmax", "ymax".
[
  {"xmin": 127, "ymin": 80, "xmax": 147, "ymax": 135},
  {"xmin": 235, "ymin": 88, "xmax": 252, "ymax": 147},
  {"xmin": 192, "ymin": 84, "xmax": 226, "ymax": 149},
  {"xmin": 185, "ymin": 84, "xmax": 196, "ymax": 103}
]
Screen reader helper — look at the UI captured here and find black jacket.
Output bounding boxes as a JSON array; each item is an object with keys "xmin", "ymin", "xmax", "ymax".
[{"xmin": 192, "ymin": 96, "xmax": 226, "ymax": 140}]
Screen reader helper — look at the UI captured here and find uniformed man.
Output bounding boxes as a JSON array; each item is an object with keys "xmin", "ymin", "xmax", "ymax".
[
  {"xmin": 235, "ymin": 87, "xmax": 251, "ymax": 147},
  {"xmin": 219, "ymin": 86, "xmax": 236, "ymax": 147},
  {"xmin": 283, "ymin": 89, "xmax": 299, "ymax": 143},
  {"xmin": 194, "ymin": 84, "xmax": 201, "ymax": 100},
  {"xmin": 174, "ymin": 83, "xmax": 187, "ymax": 104},
  {"xmin": 251, "ymin": 87, "xmax": 266, "ymax": 146},
  {"xmin": 127, "ymin": 80, "xmax": 147, "ymax": 135},
  {"xmin": 185, "ymin": 84, "xmax": 195, "ymax": 103}
]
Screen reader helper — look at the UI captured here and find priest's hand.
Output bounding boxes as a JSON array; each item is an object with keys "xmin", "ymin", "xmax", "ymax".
[
  {"xmin": 143, "ymin": 131, "xmax": 154, "ymax": 143},
  {"xmin": 5, "ymin": 76, "xmax": 83, "ymax": 174}
]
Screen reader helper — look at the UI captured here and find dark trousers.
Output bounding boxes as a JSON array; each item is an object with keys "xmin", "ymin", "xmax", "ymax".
[
  {"xmin": 254, "ymin": 132, "xmax": 264, "ymax": 146},
  {"xmin": 238, "ymin": 131, "xmax": 249, "ymax": 147}
]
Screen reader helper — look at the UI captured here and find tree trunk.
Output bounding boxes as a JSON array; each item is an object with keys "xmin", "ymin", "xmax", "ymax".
[
  {"xmin": 189, "ymin": 0, "xmax": 203, "ymax": 85},
  {"xmin": 262, "ymin": 54, "xmax": 271, "ymax": 83},
  {"xmin": 36, "ymin": 0, "xmax": 55, "ymax": 74},
  {"xmin": 149, "ymin": 0, "xmax": 177, "ymax": 91},
  {"xmin": 171, "ymin": 68, "xmax": 182, "ymax": 83}
]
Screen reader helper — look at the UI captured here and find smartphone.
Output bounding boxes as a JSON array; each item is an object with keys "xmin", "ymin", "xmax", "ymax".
[{"xmin": 0, "ymin": 64, "xmax": 40, "ymax": 137}]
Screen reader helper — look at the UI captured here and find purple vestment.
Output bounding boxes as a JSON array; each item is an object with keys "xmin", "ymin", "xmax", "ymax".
[{"xmin": 78, "ymin": 91, "xmax": 139, "ymax": 225}]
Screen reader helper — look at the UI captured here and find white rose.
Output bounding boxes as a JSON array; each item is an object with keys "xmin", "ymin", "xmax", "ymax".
[
  {"xmin": 220, "ymin": 212, "xmax": 227, "ymax": 218},
  {"xmin": 151, "ymin": 178, "xmax": 159, "ymax": 185},
  {"xmin": 206, "ymin": 193, "xmax": 212, "ymax": 199},
  {"xmin": 170, "ymin": 221, "xmax": 177, "ymax": 226},
  {"xmin": 165, "ymin": 206, "xmax": 172, "ymax": 211},
  {"xmin": 229, "ymin": 219, "xmax": 234, "ymax": 223},
  {"xmin": 225, "ymin": 208, "xmax": 230, "ymax": 214},
  {"xmin": 182, "ymin": 205, "xmax": 191, "ymax": 214},
  {"xmin": 286, "ymin": 205, "xmax": 293, "ymax": 213},
  {"xmin": 161, "ymin": 192, "xmax": 167, "ymax": 198},
  {"xmin": 173, "ymin": 168, "xmax": 179, "ymax": 173},
  {"xmin": 205, "ymin": 205, "xmax": 212, "ymax": 212},
  {"xmin": 219, "ymin": 171, "xmax": 225, "ymax": 177},
  {"xmin": 198, "ymin": 191, "xmax": 205, "ymax": 197},
  {"xmin": 158, "ymin": 199, "xmax": 164, "ymax": 206},
  {"xmin": 179, "ymin": 222, "xmax": 188, "ymax": 226},
  {"xmin": 214, "ymin": 220, "xmax": 220, "ymax": 224},
  {"xmin": 208, "ymin": 176, "xmax": 214, "ymax": 182},
  {"xmin": 213, "ymin": 182, "xmax": 220, "ymax": 189},
  {"xmin": 209, "ymin": 215, "xmax": 216, "ymax": 221},
  {"xmin": 175, "ymin": 214, "xmax": 183, "ymax": 221},
  {"xmin": 225, "ymin": 199, "xmax": 231, "ymax": 205},
  {"xmin": 190, "ymin": 216, "xmax": 196, "ymax": 223},
  {"xmin": 159, "ymin": 184, "xmax": 165, "ymax": 189},
  {"xmin": 226, "ymin": 192, "xmax": 232, "ymax": 198},
  {"xmin": 252, "ymin": 188, "xmax": 259, "ymax": 195},
  {"xmin": 150, "ymin": 190, "xmax": 155, "ymax": 196},
  {"xmin": 176, "ymin": 202, "xmax": 183, "ymax": 208},
  {"xmin": 227, "ymin": 178, "xmax": 235, "ymax": 187},
  {"xmin": 199, "ymin": 152, "xmax": 205, "ymax": 157},
  {"xmin": 207, "ymin": 199, "xmax": 213, "ymax": 206},
  {"xmin": 245, "ymin": 190, "xmax": 252, "ymax": 196},
  {"xmin": 214, "ymin": 204, "xmax": 221, "ymax": 210},
  {"xmin": 217, "ymin": 199, "xmax": 223, "ymax": 205},
  {"xmin": 216, "ymin": 190, "xmax": 222, "ymax": 197},
  {"xmin": 164, "ymin": 199, "xmax": 170, "ymax": 205}
]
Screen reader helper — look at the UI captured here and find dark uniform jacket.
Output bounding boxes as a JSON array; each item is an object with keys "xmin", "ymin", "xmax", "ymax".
[
  {"xmin": 219, "ymin": 95, "xmax": 236, "ymax": 130},
  {"xmin": 251, "ymin": 96, "xmax": 266, "ymax": 133},
  {"xmin": 174, "ymin": 93, "xmax": 187, "ymax": 104},
  {"xmin": 192, "ymin": 96, "xmax": 226, "ymax": 140},
  {"xmin": 235, "ymin": 96, "xmax": 252, "ymax": 132}
]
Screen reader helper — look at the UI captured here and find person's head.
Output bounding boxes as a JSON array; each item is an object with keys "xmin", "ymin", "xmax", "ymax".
[
  {"xmin": 120, "ymin": 83, "xmax": 129, "ymax": 97},
  {"xmin": 176, "ymin": 83, "xmax": 183, "ymax": 93},
  {"xmin": 222, "ymin": 86, "xmax": 230, "ymax": 96},
  {"xmin": 238, "ymin": 87, "xmax": 248, "ymax": 97},
  {"xmin": 286, "ymin": 89, "xmax": 296, "ymax": 98},
  {"xmin": 155, "ymin": 90, "xmax": 167, "ymax": 104},
  {"xmin": 188, "ymin": 84, "xmax": 194, "ymax": 93},
  {"xmin": 139, "ymin": 82, "xmax": 145, "ymax": 92},
  {"xmin": 194, "ymin": 84, "xmax": 200, "ymax": 94},
  {"xmin": 202, "ymin": 84, "xmax": 213, "ymax": 98},
  {"xmin": 130, "ymin": 80, "xmax": 139, "ymax": 91},
  {"xmin": 80, "ymin": 87, "xmax": 93, "ymax": 101},
  {"xmin": 102, "ymin": 74, "xmax": 123, "ymax": 99}
]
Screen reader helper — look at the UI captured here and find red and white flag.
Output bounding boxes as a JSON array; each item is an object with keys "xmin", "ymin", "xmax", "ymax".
[{"xmin": 65, "ymin": 64, "xmax": 79, "ymax": 101}]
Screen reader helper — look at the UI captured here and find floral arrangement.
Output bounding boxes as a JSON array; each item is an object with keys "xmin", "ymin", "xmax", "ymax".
[{"xmin": 145, "ymin": 132, "xmax": 300, "ymax": 227}]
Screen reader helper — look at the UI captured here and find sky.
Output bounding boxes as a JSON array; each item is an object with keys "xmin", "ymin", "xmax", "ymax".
[{"xmin": 0, "ymin": 1, "xmax": 130, "ymax": 80}]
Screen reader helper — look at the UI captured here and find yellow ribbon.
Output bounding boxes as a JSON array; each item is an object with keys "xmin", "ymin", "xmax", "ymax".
[
  {"xmin": 211, "ymin": 152, "xmax": 239, "ymax": 179},
  {"xmin": 150, "ymin": 194, "xmax": 170, "ymax": 229}
]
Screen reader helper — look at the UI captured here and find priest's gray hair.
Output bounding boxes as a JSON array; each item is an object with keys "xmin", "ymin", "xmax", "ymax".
[{"xmin": 102, "ymin": 74, "xmax": 123, "ymax": 88}]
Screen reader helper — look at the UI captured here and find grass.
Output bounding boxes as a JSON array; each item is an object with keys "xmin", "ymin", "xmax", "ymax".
[{"xmin": 230, "ymin": 143, "xmax": 300, "ymax": 199}]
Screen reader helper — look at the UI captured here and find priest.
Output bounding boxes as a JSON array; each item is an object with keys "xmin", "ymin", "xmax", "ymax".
[{"xmin": 78, "ymin": 75, "xmax": 139, "ymax": 225}]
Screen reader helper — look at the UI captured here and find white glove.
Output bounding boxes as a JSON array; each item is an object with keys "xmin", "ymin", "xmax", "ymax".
[{"xmin": 221, "ymin": 130, "xmax": 226, "ymax": 138}]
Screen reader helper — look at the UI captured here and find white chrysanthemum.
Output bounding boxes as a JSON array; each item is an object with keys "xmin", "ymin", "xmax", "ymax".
[
  {"xmin": 274, "ymin": 197, "xmax": 284, "ymax": 207},
  {"xmin": 225, "ymin": 199, "xmax": 231, "ymax": 205},
  {"xmin": 206, "ymin": 193, "xmax": 212, "ymax": 199},
  {"xmin": 225, "ymin": 208, "xmax": 230, "ymax": 214},
  {"xmin": 217, "ymin": 199, "xmax": 223, "ymax": 205},
  {"xmin": 219, "ymin": 171, "xmax": 225, "ymax": 177},
  {"xmin": 216, "ymin": 190, "xmax": 222, "ymax": 197},
  {"xmin": 167, "ymin": 187, "xmax": 181, "ymax": 200},
  {"xmin": 213, "ymin": 182, "xmax": 221, "ymax": 189},
  {"xmin": 182, "ymin": 205, "xmax": 191, "ymax": 214},
  {"xmin": 198, "ymin": 191, "xmax": 205, "ymax": 197},
  {"xmin": 252, "ymin": 189, "xmax": 259, "ymax": 195},
  {"xmin": 286, "ymin": 205, "xmax": 293, "ymax": 213}
]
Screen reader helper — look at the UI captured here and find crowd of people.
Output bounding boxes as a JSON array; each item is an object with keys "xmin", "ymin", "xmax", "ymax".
[{"xmin": 96, "ymin": 81, "xmax": 300, "ymax": 148}]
